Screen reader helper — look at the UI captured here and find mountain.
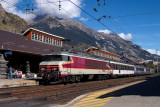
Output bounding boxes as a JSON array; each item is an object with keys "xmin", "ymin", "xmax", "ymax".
[
  {"xmin": 30, "ymin": 15, "xmax": 97, "ymax": 49},
  {"xmin": 29, "ymin": 15, "xmax": 156, "ymax": 61},
  {"xmin": 0, "ymin": 4, "xmax": 28, "ymax": 34}
]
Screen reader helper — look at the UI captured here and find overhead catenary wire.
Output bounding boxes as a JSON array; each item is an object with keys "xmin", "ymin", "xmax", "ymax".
[
  {"xmin": 47, "ymin": 0, "xmax": 89, "ymax": 27},
  {"xmin": 103, "ymin": 1, "xmax": 139, "ymax": 46},
  {"xmin": 68, "ymin": 0, "xmax": 117, "ymax": 34},
  {"xmin": 81, "ymin": 0, "xmax": 129, "ymax": 35},
  {"xmin": 99, "ymin": 3, "xmax": 130, "ymax": 35},
  {"xmin": 112, "ymin": 11, "xmax": 160, "ymax": 18}
]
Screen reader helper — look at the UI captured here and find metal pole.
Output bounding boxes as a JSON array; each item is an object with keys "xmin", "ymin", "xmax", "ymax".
[{"xmin": 156, "ymin": 49, "xmax": 159, "ymax": 73}]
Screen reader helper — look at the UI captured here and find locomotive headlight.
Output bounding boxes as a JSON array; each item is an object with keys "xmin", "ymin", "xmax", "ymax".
[
  {"xmin": 52, "ymin": 68, "xmax": 57, "ymax": 71},
  {"xmin": 41, "ymin": 68, "xmax": 45, "ymax": 71}
]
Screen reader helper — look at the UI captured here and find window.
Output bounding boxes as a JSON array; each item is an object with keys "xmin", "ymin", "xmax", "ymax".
[
  {"xmin": 31, "ymin": 32, "xmax": 62, "ymax": 46},
  {"xmin": 102, "ymin": 53, "xmax": 104, "ymax": 57},
  {"xmin": 91, "ymin": 51, "xmax": 94, "ymax": 55},
  {"xmin": 32, "ymin": 33, "xmax": 43, "ymax": 42},
  {"xmin": 59, "ymin": 40, "xmax": 62, "ymax": 46},
  {"xmin": 43, "ymin": 36, "xmax": 53, "ymax": 44},
  {"xmin": 57, "ymin": 40, "xmax": 61, "ymax": 46},
  {"xmin": 116, "ymin": 65, "xmax": 119, "ymax": 70},
  {"xmin": 54, "ymin": 39, "xmax": 57, "ymax": 46},
  {"xmin": 32, "ymin": 33, "xmax": 35, "ymax": 40},
  {"xmin": 43, "ymin": 55, "xmax": 71, "ymax": 61},
  {"xmin": 35, "ymin": 34, "xmax": 38, "ymax": 40},
  {"xmin": 99, "ymin": 52, "xmax": 101, "ymax": 56},
  {"xmin": 38, "ymin": 34, "xmax": 43, "ymax": 41},
  {"xmin": 94, "ymin": 51, "xmax": 97, "ymax": 55}
]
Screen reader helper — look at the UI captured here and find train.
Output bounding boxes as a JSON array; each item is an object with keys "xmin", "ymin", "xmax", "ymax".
[{"xmin": 39, "ymin": 52, "xmax": 155, "ymax": 84}]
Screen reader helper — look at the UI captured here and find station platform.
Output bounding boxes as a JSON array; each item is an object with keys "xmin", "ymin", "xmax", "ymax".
[
  {"xmin": 67, "ymin": 76, "xmax": 160, "ymax": 107},
  {"xmin": 68, "ymin": 80, "xmax": 145, "ymax": 107},
  {"xmin": 0, "ymin": 78, "xmax": 40, "ymax": 88}
]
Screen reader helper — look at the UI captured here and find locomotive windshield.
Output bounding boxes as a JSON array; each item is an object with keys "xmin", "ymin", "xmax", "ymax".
[{"xmin": 42, "ymin": 55, "xmax": 71, "ymax": 61}]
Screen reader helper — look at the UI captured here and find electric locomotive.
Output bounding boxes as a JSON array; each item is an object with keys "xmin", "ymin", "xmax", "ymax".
[{"xmin": 39, "ymin": 52, "xmax": 111, "ymax": 84}]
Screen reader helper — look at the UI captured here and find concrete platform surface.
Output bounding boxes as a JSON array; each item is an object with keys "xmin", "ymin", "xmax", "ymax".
[
  {"xmin": 66, "ymin": 76, "xmax": 160, "ymax": 107},
  {"xmin": 0, "ymin": 78, "xmax": 39, "ymax": 88}
]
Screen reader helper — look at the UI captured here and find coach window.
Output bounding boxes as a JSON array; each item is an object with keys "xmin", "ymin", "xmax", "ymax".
[
  {"xmin": 126, "ymin": 66, "xmax": 128, "ymax": 70},
  {"xmin": 124, "ymin": 66, "xmax": 126, "ymax": 70},
  {"xmin": 119, "ymin": 65, "xmax": 121, "ymax": 70},
  {"xmin": 121, "ymin": 65, "xmax": 124, "ymax": 70},
  {"xmin": 116, "ymin": 65, "xmax": 118, "ymax": 70},
  {"xmin": 113, "ymin": 64, "xmax": 116, "ymax": 70}
]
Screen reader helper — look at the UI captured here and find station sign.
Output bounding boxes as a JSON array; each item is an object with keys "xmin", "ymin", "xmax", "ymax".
[{"xmin": 4, "ymin": 51, "xmax": 12, "ymax": 55}]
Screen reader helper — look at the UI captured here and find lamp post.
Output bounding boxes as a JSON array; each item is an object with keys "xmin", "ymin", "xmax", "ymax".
[{"xmin": 156, "ymin": 49, "xmax": 159, "ymax": 73}]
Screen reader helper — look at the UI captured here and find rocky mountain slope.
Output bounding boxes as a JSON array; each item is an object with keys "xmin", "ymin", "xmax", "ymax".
[
  {"xmin": 29, "ymin": 15, "xmax": 156, "ymax": 61},
  {"xmin": 0, "ymin": 4, "xmax": 28, "ymax": 34}
]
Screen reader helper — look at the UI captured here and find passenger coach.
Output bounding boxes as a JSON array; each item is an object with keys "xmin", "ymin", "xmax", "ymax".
[{"xmin": 110, "ymin": 61, "xmax": 135, "ymax": 77}]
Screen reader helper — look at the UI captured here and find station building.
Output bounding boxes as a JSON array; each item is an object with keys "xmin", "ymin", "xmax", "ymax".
[
  {"xmin": 86, "ymin": 47, "xmax": 121, "ymax": 61},
  {"xmin": 0, "ymin": 28, "xmax": 66, "ymax": 78}
]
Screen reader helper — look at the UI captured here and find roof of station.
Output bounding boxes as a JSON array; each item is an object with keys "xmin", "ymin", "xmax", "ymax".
[{"xmin": 0, "ymin": 29, "xmax": 65, "ymax": 55}]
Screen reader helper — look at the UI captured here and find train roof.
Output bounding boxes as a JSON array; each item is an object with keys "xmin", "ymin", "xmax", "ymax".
[
  {"xmin": 110, "ymin": 61, "xmax": 135, "ymax": 66},
  {"xmin": 43, "ymin": 51, "xmax": 111, "ymax": 62},
  {"xmin": 43, "ymin": 51, "xmax": 136, "ymax": 66},
  {"xmin": 134, "ymin": 65, "xmax": 145, "ymax": 68}
]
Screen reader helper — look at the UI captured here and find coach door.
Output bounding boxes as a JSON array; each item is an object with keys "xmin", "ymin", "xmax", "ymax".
[
  {"xmin": 67, "ymin": 56, "xmax": 71, "ymax": 74},
  {"xmin": 119, "ymin": 65, "xmax": 121, "ymax": 74}
]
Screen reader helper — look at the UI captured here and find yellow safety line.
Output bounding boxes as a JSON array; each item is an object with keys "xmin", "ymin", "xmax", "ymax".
[
  {"xmin": 71, "ymin": 80, "xmax": 146, "ymax": 107},
  {"xmin": 71, "ymin": 103, "xmax": 106, "ymax": 107},
  {"xmin": 70, "ymin": 90, "xmax": 113, "ymax": 107},
  {"xmin": 75, "ymin": 97, "xmax": 112, "ymax": 105},
  {"xmin": 80, "ymin": 96, "xmax": 113, "ymax": 102},
  {"xmin": 71, "ymin": 99, "xmax": 111, "ymax": 107}
]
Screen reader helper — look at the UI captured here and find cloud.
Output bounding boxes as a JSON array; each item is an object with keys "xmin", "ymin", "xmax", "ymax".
[
  {"xmin": 98, "ymin": 29, "xmax": 111, "ymax": 34},
  {"xmin": 80, "ymin": 17, "xmax": 88, "ymax": 21},
  {"xmin": 35, "ymin": 0, "xmax": 82, "ymax": 19},
  {"xmin": 118, "ymin": 33, "xmax": 133, "ymax": 40},
  {"xmin": 147, "ymin": 49, "xmax": 160, "ymax": 55},
  {"xmin": 0, "ymin": 0, "xmax": 36, "ymax": 21},
  {"xmin": 0, "ymin": 0, "xmax": 82, "ymax": 21}
]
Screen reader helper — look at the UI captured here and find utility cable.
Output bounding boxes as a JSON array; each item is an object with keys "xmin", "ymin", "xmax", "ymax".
[
  {"xmin": 68, "ymin": 0, "xmax": 117, "ymax": 34},
  {"xmin": 112, "ymin": 11, "xmax": 160, "ymax": 18}
]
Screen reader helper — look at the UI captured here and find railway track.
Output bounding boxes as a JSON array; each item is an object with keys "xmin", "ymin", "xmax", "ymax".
[{"xmin": 0, "ymin": 74, "xmax": 159, "ymax": 106}]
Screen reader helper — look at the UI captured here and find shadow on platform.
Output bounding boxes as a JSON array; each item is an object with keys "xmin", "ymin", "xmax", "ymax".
[{"xmin": 98, "ymin": 76, "xmax": 160, "ymax": 98}]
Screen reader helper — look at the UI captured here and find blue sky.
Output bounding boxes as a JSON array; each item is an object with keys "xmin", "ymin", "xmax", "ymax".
[{"xmin": 0, "ymin": 0, "xmax": 160, "ymax": 55}]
